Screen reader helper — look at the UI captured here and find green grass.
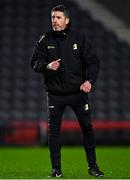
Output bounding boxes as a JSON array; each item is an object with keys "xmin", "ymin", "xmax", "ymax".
[{"xmin": 0, "ymin": 146, "xmax": 130, "ymax": 179}]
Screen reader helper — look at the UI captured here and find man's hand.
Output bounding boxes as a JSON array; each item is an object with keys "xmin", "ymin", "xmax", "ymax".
[
  {"xmin": 80, "ymin": 80, "xmax": 92, "ymax": 93},
  {"xmin": 47, "ymin": 59, "xmax": 61, "ymax": 71}
]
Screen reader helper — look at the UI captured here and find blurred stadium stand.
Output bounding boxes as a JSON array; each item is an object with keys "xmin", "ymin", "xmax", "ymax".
[
  {"xmin": 0, "ymin": 0, "xmax": 130, "ymax": 145},
  {"xmin": 95, "ymin": 0, "xmax": 130, "ymax": 26}
]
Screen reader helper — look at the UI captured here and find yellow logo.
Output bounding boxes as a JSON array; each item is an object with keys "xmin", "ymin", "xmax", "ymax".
[{"xmin": 73, "ymin": 43, "xmax": 78, "ymax": 50}]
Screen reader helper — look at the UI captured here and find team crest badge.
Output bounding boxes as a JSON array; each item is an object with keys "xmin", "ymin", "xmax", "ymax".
[
  {"xmin": 73, "ymin": 43, "xmax": 78, "ymax": 50},
  {"xmin": 84, "ymin": 104, "xmax": 89, "ymax": 110}
]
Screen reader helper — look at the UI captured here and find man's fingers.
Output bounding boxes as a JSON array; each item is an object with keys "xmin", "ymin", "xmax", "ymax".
[
  {"xmin": 82, "ymin": 86, "xmax": 89, "ymax": 92},
  {"xmin": 56, "ymin": 58, "xmax": 61, "ymax": 62},
  {"xmin": 80, "ymin": 83, "xmax": 91, "ymax": 93},
  {"xmin": 53, "ymin": 60, "xmax": 61, "ymax": 66},
  {"xmin": 48, "ymin": 60, "xmax": 61, "ymax": 70},
  {"xmin": 53, "ymin": 65, "xmax": 60, "ymax": 70},
  {"xmin": 52, "ymin": 63, "xmax": 60, "ymax": 69},
  {"xmin": 80, "ymin": 84, "xmax": 83, "ymax": 90}
]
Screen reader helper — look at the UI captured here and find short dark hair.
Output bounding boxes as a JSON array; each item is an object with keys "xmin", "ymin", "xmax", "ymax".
[{"xmin": 51, "ymin": 4, "xmax": 71, "ymax": 19}]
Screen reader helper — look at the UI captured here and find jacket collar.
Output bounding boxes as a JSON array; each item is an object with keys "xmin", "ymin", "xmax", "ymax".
[{"xmin": 52, "ymin": 27, "xmax": 70, "ymax": 38}]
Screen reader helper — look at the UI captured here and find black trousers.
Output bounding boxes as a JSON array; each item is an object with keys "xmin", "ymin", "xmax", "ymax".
[{"xmin": 47, "ymin": 91, "xmax": 96, "ymax": 170}]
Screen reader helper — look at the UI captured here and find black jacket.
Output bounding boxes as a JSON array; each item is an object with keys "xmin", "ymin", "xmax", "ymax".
[{"xmin": 31, "ymin": 28, "xmax": 100, "ymax": 95}]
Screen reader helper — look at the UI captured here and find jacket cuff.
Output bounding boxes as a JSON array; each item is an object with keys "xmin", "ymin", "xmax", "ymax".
[{"xmin": 87, "ymin": 79, "xmax": 94, "ymax": 85}]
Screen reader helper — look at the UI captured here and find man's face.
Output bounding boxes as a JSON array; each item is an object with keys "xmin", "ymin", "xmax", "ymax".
[{"xmin": 51, "ymin": 11, "xmax": 70, "ymax": 31}]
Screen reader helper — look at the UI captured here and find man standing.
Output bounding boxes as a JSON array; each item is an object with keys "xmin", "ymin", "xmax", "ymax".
[{"xmin": 31, "ymin": 4, "xmax": 104, "ymax": 178}]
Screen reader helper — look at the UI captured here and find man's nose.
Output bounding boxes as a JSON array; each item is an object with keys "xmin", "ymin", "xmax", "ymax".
[{"xmin": 53, "ymin": 18, "xmax": 57, "ymax": 23}]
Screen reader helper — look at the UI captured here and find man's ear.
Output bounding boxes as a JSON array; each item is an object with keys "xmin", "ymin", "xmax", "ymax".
[{"xmin": 65, "ymin": 18, "xmax": 70, "ymax": 25}]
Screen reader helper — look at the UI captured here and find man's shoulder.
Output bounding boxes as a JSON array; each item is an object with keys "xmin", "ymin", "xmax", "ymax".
[
  {"xmin": 38, "ymin": 31, "xmax": 53, "ymax": 43},
  {"xmin": 70, "ymin": 28, "xmax": 85, "ymax": 37},
  {"xmin": 70, "ymin": 29, "xmax": 93, "ymax": 47},
  {"xmin": 70, "ymin": 28, "xmax": 79, "ymax": 35}
]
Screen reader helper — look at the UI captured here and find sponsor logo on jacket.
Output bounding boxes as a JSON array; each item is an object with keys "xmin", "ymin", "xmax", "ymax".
[{"xmin": 47, "ymin": 45, "xmax": 55, "ymax": 49}]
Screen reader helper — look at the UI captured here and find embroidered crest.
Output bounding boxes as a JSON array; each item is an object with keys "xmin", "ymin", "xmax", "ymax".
[
  {"xmin": 73, "ymin": 43, "xmax": 78, "ymax": 50},
  {"xmin": 84, "ymin": 104, "xmax": 89, "ymax": 110}
]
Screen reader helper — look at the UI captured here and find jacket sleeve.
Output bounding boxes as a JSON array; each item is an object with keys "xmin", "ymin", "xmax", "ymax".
[
  {"xmin": 80, "ymin": 34, "xmax": 100, "ymax": 84},
  {"xmin": 31, "ymin": 34, "xmax": 48, "ymax": 73}
]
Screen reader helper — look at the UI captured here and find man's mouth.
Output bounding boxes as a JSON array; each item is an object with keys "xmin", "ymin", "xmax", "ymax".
[{"xmin": 53, "ymin": 25, "xmax": 59, "ymax": 27}]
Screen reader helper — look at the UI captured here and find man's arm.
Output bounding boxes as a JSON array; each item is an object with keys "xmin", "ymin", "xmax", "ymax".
[
  {"xmin": 81, "ymin": 34, "xmax": 100, "ymax": 85},
  {"xmin": 31, "ymin": 35, "xmax": 49, "ymax": 73}
]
